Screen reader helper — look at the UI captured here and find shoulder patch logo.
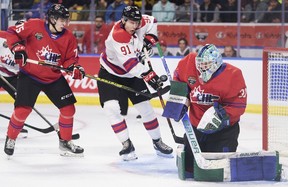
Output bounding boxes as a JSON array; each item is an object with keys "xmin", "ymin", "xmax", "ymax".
[
  {"xmin": 35, "ymin": 33, "xmax": 43, "ymax": 40},
  {"xmin": 188, "ymin": 76, "xmax": 196, "ymax": 85}
]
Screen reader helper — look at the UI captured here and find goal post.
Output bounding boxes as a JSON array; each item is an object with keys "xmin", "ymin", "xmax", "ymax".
[{"xmin": 262, "ymin": 47, "xmax": 288, "ymax": 155}]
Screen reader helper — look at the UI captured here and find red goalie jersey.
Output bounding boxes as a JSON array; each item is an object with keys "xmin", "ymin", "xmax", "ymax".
[{"xmin": 173, "ymin": 52, "xmax": 247, "ymax": 127}]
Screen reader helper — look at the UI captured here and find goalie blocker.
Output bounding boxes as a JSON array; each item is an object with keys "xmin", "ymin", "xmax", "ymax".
[
  {"xmin": 162, "ymin": 81, "xmax": 189, "ymax": 122},
  {"xmin": 176, "ymin": 145, "xmax": 282, "ymax": 182}
]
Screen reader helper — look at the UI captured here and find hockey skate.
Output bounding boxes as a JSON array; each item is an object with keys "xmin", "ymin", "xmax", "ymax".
[
  {"xmin": 59, "ymin": 139, "xmax": 84, "ymax": 157},
  {"xmin": 119, "ymin": 139, "xmax": 138, "ymax": 161},
  {"xmin": 153, "ymin": 138, "xmax": 174, "ymax": 158},
  {"xmin": 4, "ymin": 136, "xmax": 15, "ymax": 157}
]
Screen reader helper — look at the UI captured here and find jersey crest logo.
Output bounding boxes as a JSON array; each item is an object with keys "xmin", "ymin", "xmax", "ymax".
[
  {"xmin": 36, "ymin": 45, "xmax": 60, "ymax": 64},
  {"xmin": 190, "ymin": 85, "xmax": 219, "ymax": 105},
  {"xmin": 35, "ymin": 33, "xmax": 43, "ymax": 40},
  {"xmin": 187, "ymin": 76, "xmax": 196, "ymax": 85}
]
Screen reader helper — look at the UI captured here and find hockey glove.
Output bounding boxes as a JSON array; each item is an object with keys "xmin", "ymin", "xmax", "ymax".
[
  {"xmin": 68, "ymin": 64, "xmax": 86, "ymax": 80},
  {"xmin": 144, "ymin": 34, "xmax": 158, "ymax": 48},
  {"xmin": 197, "ymin": 102, "xmax": 230, "ymax": 134},
  {"xmin": 141, "ymin": 69, "xmax": 163, "ymax": 91},
  {"xmin": 12, "ymin": 43, "xmax": 27, "ymax": 66},
  {"xmin": 162, "ymin": 81, "xmax": 189, "ymax": 122},
  {"xmin": 143, "ymin": 34, "xmax": 158, "ymax": 57}
]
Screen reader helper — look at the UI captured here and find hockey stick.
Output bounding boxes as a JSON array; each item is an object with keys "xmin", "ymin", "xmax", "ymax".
[
  {"xmin": 155, "ymin": 44, "xmax": 230, "ymax": 169},
  {"xmin": 143, "ymin": 48, "xmax": 184, "ymax": 144},
  {"xmin": 0, "ymin": 113, "xmax": 55, "ymax": 133},
  {"xmin": 0, "ymin": 75, "xmax": 80, "ymax": 140},
  {"xmin": 26, "ymin": 59, "xmax": 163, "ymax": 99}
]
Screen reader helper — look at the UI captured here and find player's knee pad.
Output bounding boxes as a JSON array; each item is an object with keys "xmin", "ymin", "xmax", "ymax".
[
  {"xmin": 103, "ymin": 100, "xmax": 123, "ymax": 124},
  {"xmin": 14, "ymin": 106, "xmax": 32, "ymax": 121},
  {"xmin": 59, "ymin": 104, "xmax": 75, "ymax": 119},
  {"xmin": 134, "ymin": 101, "xmax": 155, "ymax": 120}
]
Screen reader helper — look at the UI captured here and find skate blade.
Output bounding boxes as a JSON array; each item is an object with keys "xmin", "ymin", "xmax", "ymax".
[
  {"xmin": 122, "ymin": 151, "xmax": 138, "ymax": 161},
  {"xmin": 155, "ymin": 150, "xmax": 174, "ymax": 158},
  {"xmin": 60, "ymin": 151, "xmax": 84, "ymax": 157}
]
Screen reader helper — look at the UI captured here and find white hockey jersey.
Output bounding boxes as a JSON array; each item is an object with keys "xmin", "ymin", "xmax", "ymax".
[
  {"xmin": 100, "ymin": 15, "xmax": 157, "ymax": 78},
  {"xmin": 0, "ymin": 34, "xmax": 19, "ymax": 77}
]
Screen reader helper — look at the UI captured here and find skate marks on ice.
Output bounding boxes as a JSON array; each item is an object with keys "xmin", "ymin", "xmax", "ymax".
[{"xmin": 110, "ymin": 153, "xmax": 177, "ymax": 177}]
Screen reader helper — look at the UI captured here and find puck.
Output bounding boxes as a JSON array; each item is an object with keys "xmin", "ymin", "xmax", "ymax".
[{"xmin": 160, "ymin": 75, "xmax": 168, "ymax": 82}]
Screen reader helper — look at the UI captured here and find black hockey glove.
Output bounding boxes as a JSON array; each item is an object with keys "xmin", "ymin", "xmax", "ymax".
[
  {"xmin": 141, "ymin": 69, "xmax": 163, "ymax": 91},
  {"xmin": 11, "ymin": 42, "xmax": 27, "ymax": 66},
  {"xmin": 68, "ymin": 64, "xmax": 86, "ymax": 80},
  {"xmin": 143, "ymin": 34, "xmax": 158, "ymax": 57}
]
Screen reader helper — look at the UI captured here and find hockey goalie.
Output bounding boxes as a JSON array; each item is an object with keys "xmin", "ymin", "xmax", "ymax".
[{"xmin": 162, "ymin": 44, "xmax": 283, "ymax": 182}]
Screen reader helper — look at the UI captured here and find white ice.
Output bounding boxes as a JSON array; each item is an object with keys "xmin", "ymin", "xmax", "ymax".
[{"xmin": 0, "ymin": 103, "xmax": 287, "ymax": 187}]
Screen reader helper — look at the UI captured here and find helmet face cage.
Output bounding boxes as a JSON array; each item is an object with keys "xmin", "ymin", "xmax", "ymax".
[
  {"xmin": 47, "ymin": 4, "xmax": 70, "ymax": 21},
  {"xmin": 195, "ymin": 44, "xmax": 223, "ymax": 82},
  {"xmin": 122, "ymin": 6, "xmax": 142, "ymax": 22}
]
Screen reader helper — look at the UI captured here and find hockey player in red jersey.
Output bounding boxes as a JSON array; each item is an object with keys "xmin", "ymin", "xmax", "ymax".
[
  {"xmin": 98, "ymin": 6, "xmax": 173, "ymax": 161},
  {"xmin": 171, "ymin": 44, "xmax": 247, "ymax": 175},
  {"xmin": 4, "ymin": 4, "xmax": 85, "ymax": 157}
]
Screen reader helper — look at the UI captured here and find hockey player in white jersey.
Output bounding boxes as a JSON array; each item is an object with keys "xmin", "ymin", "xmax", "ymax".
[{"xmin": 98, "ymin": 6, "xmax": 173, "ymax": 161}]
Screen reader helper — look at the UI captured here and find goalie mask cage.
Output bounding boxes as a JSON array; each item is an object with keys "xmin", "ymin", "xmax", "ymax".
[{"xmin": 263, "ymin": 47, "xmax": 288, "ymax": 156}]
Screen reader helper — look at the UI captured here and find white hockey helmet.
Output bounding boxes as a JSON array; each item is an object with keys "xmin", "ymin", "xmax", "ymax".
[{"xmin": 195, "ymin": 44, "xmax": 223, "ymax": 82}]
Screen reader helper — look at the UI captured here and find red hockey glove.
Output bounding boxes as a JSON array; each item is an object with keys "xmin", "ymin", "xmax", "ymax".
[
  {"xmin": 141, "ymin": 69, "xmax": 163, "ymax": 91},
  {"xmin": 68, "ymin": 65, "xmax": 85, "ymax": 80},
  {"xmin": 11, "ymin": 43, "xmax": 27, "ymax": 66}
]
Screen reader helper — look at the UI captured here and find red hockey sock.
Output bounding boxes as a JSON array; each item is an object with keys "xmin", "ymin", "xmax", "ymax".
[
  {"xmin": 58, "ymin": 105, "xmax": 75, "ymax": 141},
  {"xmin": 7, "ymin": 106, "xmax": 32, "ymax": 139}
]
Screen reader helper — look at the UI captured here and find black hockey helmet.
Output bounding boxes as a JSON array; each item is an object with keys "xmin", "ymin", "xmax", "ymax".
[
  {"xmin": 47, "ymin": 4, "xmax": 69, "ymax": 20},
  {"xmin": 122, "ymin": 6, "xmax": 142, "ymax": 22}
]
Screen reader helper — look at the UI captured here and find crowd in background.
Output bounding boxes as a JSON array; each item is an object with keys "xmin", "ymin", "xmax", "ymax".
[
  {"xmin": 9, "ymin": 0, "xmax": 288, "ymax": 56},
  {"xmin": 11, "ymin": 0, "xmax": 288, "ymax": 23}
]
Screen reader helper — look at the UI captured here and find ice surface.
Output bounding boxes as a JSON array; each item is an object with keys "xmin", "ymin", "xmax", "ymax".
[{"xmin": 0, "ymin": 103, "xmax": 287, "ymax": 187}]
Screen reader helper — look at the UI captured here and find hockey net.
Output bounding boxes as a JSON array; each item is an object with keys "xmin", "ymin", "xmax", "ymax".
[{"xmin": 263, "ymin": 48, "xmax": 288, "ymax": 159}]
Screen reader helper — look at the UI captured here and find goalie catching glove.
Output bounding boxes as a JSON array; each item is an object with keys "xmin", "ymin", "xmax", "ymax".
[
  {"xmin": 141, "ymin": 69, "xmax": 163, "ymax": 91},
  {"xmin": 67, "ymin": 64, "xmax": 85, "ymax": 80},
  {"xmin": 197, "ymin": 102, "xmax": 230, "ymax": 134}
]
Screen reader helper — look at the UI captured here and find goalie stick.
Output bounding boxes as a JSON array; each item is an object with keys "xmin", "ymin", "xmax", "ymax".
[
  {"xmin": 0, "ymin": 75, "xmax": 80, "ymax": 140},
  {"xmin": 26, "ymin": 59, "xmax": 170, "ymax": 99},
  {"xmin": 155, "ymin": 43, "xmax": 230, "ymax": 169},
  {"xmin": 143, "ymin": 48, "xmax": 184, "ymax": 144}
]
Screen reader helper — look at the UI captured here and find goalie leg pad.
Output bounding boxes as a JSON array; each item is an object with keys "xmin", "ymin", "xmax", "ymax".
[
  {"xmin": 230, "ymin": 152, "xmax": 282, "ymax": 181},
  {"xmin": 162, "ymin": 81, "xmax": 189, "ymax": 121},
  {"xmin": 176, "ymin": 145, "xmax": 193, "ymax": 180}
]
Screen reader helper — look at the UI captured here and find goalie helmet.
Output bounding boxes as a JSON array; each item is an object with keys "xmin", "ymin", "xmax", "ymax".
[
  {"xmin": 47, "ymin": 4, "xmax": 69, "ymax": 20},
  {"xmin": 195, "ymin": 44, "xmax": 223, "ymax": 82},
  {"xmin": 122, "ymin": 6, "xmax": 142, "ymax": 22}
]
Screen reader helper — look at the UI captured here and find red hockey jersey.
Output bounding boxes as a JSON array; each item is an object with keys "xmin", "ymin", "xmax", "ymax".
[
  {"xmin": 174, "ymin": 52, "xmax": 247, "ymax": 127},
  {"xmin": 6, "ymin": 19, "xmax": 79, "ymax": 83}
]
